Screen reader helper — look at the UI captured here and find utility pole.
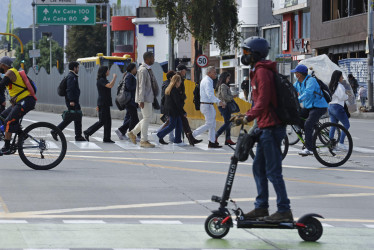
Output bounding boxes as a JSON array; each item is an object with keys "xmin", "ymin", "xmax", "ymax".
[
  {"xmin": 106, "ymin": 2, "xmax": 110, "ymax": 56},
  {"xmin": 368, "ymin": 0, "xmax": 374, "ymax": 111},
  {"xmin": 32, "ymin": 0, "xmax": 36, "ymax": 67}
]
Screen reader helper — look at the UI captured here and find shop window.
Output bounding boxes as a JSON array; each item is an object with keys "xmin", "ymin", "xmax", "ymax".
[
  {"xmin": 302, "ymin": 11, "xmax": 310, "ymax": 38},
  {"xmin": 293, "ymin": 13, "xmax": 299, "ymax": 39},
  {"xmin": 114, "ymin": 30, "xmax": 134, "ymax": 53},
  {"xmin": 323, "ymin": 0, "xmax": 368, "ymax": 22}
]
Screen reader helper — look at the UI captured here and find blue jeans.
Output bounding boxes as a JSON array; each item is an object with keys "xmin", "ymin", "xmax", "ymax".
[
  {"xmin": 300, "ymin": 108, "xmax": 327, "ymax": 151},
  {"xmin": 252, "ymin": 126, "xmax": 290, "ymax": 212},
  {"xmin": 328, "ymin": 104, "xmax": 350, "ymax": 144},
  {"xmin": 157, "ymin": 115, "xmax": 182, "ymax": 143},
  {"xmin": 216, "ymin": 106, "xmax": 231, "ymax": 140}
]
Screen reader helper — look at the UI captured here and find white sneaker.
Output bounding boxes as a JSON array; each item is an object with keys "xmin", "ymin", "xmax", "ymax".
[
  {"xmin": 298, "ymin": 148, "xmax": 313, "ymax": 156},
  {"xmin": 115, "ymin": 130, "xmax": 125, "ymax": 140},
  {"xmin": 337, "ymin": 143, "xmax": 348, "ymax": 151},
  {"xmin": 173, "ymin": 142, "xmax": 188, "ymax": 147}
]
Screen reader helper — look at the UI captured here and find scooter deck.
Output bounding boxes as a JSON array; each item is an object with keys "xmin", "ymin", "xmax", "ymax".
[{"xmin": 237, "ymin": 219, "xmax": 295, "ymax": 229}]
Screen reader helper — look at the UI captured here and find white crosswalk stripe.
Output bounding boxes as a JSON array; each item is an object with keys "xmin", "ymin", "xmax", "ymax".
[
  {"xmin": 322, "ymin": 223, "xmax": 334, "ymax": 227},
  {"xmin": 63, "ymin": 220, "xmax": 106, "ymax": 224},
  {"xmin": 364, "ymin": 224, "xmax": 374, "ymax": 228},
  {"xmin": 139, "ymin": 220, "xmax": 183, "ymax": 224},
  {"xmin": 69, "ymin": 141, "xmax": 102, "ymax": 149},
  {"xmin": 115, "ymin": 141, "xmax": 142, "ymax": 150},
  {"xmin": 0, "ymin": 220, "xmax": 28, "ymax": 224}
]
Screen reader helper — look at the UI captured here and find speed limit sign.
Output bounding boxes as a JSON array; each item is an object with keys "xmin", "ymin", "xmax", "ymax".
[{"xmin": 196, "ymin": 55, "xmax": 209, "ymax": 68}]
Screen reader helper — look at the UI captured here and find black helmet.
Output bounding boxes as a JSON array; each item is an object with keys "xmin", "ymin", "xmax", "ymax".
[{"xmin": 241, "ymin": 37, "xmax": 270, "ymax": 66}]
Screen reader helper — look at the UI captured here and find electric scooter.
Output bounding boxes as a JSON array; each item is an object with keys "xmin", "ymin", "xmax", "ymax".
[{"xmin": 204, "ymin": 125, "xmax": 324, "ymax": 242}]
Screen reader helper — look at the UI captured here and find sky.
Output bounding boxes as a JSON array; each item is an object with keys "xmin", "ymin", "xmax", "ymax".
[{"xmin": 0, "ymin": 0, "xmax": 139, "ymax": 34}]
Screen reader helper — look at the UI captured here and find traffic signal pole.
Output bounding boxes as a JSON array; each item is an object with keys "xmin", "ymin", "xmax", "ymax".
[{"xmin": 368, "ymin": 0, "xmax": 374, "ymax": 111}]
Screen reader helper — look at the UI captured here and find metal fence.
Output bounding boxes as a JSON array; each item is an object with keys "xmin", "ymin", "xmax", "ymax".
[{"xmin": 27, "ymin": 62, "xmax": 165, "ymax": 109}]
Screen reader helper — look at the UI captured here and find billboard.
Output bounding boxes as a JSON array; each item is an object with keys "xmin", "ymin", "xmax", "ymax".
[
  {"xmin": 339, "ymin": 58, "xmax": 367, "ymax": 86},
  {"xmin": 273, "ymin": 0, "xmax": 307, "ymax": 14}
]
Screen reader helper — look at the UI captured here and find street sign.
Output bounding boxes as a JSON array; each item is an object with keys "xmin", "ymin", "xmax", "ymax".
[
  {"xmin": 196, "ymin": 55, "xmax": 209, "ymax": 68},
  {"xmin": 36, "ymin": 5, "xmax": 96, "ymax": 25},
  {"xmin": 36, "ymin": 0, "xmax": 76, "ymax": 4},
  {"xmin": 29, "ymin": 49, "xmax": 41, "ymax": 58}
]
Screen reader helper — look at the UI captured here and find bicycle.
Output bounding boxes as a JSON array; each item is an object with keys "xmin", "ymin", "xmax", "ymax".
[{"xmin": 0, "ymin": 116, "xmax": 67, "ymax": 170}]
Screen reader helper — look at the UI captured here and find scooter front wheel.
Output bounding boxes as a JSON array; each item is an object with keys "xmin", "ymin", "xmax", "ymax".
[
  {"xmin": 298, "ymin": 217, "xmax": 323, "ymax": 242},
  {"xmin": 205, "ymin": 214, "xmax": 230, "ymax": 239}
]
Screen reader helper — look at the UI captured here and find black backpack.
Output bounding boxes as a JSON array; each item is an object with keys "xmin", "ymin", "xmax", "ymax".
[
  {"xmin": 272, "ymin": 72, "xmax": 301, "ymax": 125},
  {"xmin": 193, "ymin": 83, "xmax": 201, "ymax": 111},
  {"xmin": 57, "ymin": 77, "xmax": 68, "ymax": 97},
  {"xmin": 312, "ymin": 76, "xmax": 332, "ymax": 103}
]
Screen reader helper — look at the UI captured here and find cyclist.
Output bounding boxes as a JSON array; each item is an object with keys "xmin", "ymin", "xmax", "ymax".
[
  {"xmin": 236, "ymin": 37, "xmax": 293, "ymax": 223},
  {"xmin": 0, "ymin": 56, "xmax": 36, "ymax": 156},
  {"xmin": 291, "ymin": 64, "xmax": 328, "ymax": 156}
]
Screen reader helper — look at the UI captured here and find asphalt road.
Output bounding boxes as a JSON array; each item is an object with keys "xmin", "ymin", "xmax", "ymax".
[{"xmin": 0, "ymin": 111, "xmax": 373, "ymax": 249}]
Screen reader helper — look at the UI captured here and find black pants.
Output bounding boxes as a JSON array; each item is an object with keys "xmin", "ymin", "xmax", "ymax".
[
  {"xmin": 85, "ymin": 105, "xmax": 112, "ymax": 140},
  {"xmin": 118, "ymin": 104, "xmax": 139, "ymax": 135},
  {"xmin": 57, "ymin": 104, "xmax": 83, "ymax": 138},
  {"xmin": 299, "ymin": 107, "xmax": 327, "ymax": 151}
]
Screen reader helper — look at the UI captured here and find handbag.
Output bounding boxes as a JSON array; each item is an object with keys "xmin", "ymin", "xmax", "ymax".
[
  {"xmin": 62, "ymin": 109, "xmax": 82, "ymax": 121},
  {"xmin": 115, "ymin": 83, "xmax": 131, "ymax": 110},
  {"xmin": 227, "ymin": 100, "xmax": 240, "ymax": 114}
]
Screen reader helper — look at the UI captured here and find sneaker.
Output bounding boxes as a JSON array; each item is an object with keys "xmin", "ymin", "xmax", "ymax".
[
  {"xmin": 75, "ymin": 136, "xmax": 87, "ymax": 142},
  {"xmin": 83, "ymin": 132, "xmax": 89, "ymax": 142},
  {"xmin": 173, "ymin": 142, "xmax": 187, "ymax": 147},
  {"xmin": 225, "ymin": 139, "xmax": 236, "ymax": 145},
  {"xmin": 208, "ymin": 141, "xmax": 222, "ymax": 148},
  {"xmin": 103, "ymin": 139, "xmax": 115, "ymax": 143},
  {"xmin": 159, "ymin": 138, "xmax": 168, "ymax": 145},
  {"xmin": 127, "ymin": 131, "xmax": 137, "ymax": 144},
  {"xmin": 50, "ymin": 130, "xmax": 58, "ymax": 141},
  {"xmin": 115, "ymin": 130, "xmax": 126, "ymax": 140},
  {"xmin": 263, "ymin": 210, "xmax": 294, "ymax": 223},
  {"xmin": 243, "ymin": 208, "xmax": 269, "ymax": 220},
  {"xmin": 0, "ymin": 147, "xmax": 11, "ymax": 155},
  {"xmin": 298, "ymin": 148, "xmax": 313, "ymax": 156},
  {"xmin": 337, "ymin": 143, "xmax": 348, "ymax": 151},
  {"xmin": 140, "ymin": 140, "xmax": 155, "ymax": 148}
]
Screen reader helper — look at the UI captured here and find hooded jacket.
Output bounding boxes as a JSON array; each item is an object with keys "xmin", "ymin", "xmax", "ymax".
[{"xmin": 245, "ymin": 60, "xmax": 281, "ymax": 128}]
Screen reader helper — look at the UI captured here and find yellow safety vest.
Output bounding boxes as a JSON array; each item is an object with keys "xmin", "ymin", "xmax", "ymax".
[{"xmin": 7, "ymin": 68, "xmax": 31, "ymax": 103}]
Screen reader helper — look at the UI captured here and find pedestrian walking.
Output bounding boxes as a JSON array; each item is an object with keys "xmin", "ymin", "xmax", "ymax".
[
  {"xmin": 215, "ymin": 72, "xmax": 236, "ymax": 145},
  {"xmin": 115, "ymin": 63, "xmax": 140, "ymax": 140},
  {"xmin": 153, "ymin": 74, "xmax": 185, "ymax": 145},
  {"xmin": 348, "ymin": 74, "xmax": 359, "ymax": 97},
  {"xmin": 358, "ymin": 85, "xmax": 367, "ymax": 107},
  {"xmin": 292, "ymin": 64, "xmax": 328, "ymax": 156},
  {"xmin": 127, "ymin": 52, "xmax": 159, "ymax": 148},
  {"xmin": 328, "ymin": 70, "xmax": 350, "ymax": 150},
  {"xmin": 53, "ymin": 61, "xmax": 86, "ymax": 141},
  {"xmin": 0, "ymin": 72, "xmax": 5, "ymax": 114},
  {"xmin": 156, "ymin": 70, "xmax": 176, "ymax": 143},
  {"xmin": 235, "ymin": 36, "xmax": 293, "ymax": 223},
  {"xmin": 192, "ymin": 66, "xmax": 225, "ymax": 148},
  {"xmin": 241, "ymin": 76, "xmax": 250, "ymax": 101},
  {"xmin": 84, "ymin": 66, "xmax": 117, "ymax": 143},
  {"xmin": 176, "ymin": 64, "xmax": 202, "ymax": 146}
]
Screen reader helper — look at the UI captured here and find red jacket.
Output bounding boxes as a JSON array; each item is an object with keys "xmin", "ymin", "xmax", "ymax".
[{"xmin": 245, "ymin": 60, "xmax": 281, "ymax": 128}]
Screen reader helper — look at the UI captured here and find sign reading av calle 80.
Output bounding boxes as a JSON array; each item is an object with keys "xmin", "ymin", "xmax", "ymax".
[{"xmin": 36, "ymin": 5, "xmax": 96, "ymax": 25}]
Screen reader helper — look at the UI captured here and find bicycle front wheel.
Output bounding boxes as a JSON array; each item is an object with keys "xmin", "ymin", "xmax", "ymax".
[
  {"xmin": 249, "ymin": 135, "xmax": 289, "ymax": 160},
  {"xmin": 313, "ymin": 122, "xmax": 352, "ymax": 167},
  {"xmin": 287, "ymin": 125, "xmax": 300, "ymax": 145},
  {"xmin": 18, "ymin": 122, "xmax": 67, "ymax": 170}
]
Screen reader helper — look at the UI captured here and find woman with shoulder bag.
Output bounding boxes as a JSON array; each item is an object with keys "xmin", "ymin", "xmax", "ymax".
[
  {"xmin": 215, "ymin": 72, "xmax": 237, "ymax": 145},
  {"xmin": 115, "ymin": 63, "xmax": 140, "ymax": 140},
  {"xmin": 84, "ymin": 66, "xmax": 117, "ymax": 143},
  {"xmin": 328, "ymin": 70, "xmax": 350, "ymax": 151}
]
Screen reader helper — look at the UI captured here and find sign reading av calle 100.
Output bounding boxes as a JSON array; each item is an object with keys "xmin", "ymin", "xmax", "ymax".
[{"xmin": 36, "ymin": 5, "xmax": 96, "ymax": 25}]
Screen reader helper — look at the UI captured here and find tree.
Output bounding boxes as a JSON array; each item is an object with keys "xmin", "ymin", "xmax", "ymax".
[
  {"xmin": 13, "ymin": 37, "xmax": 64, "ymax": 74},
  {"xmin": 65, "ymin": 0, "xmax": 111, "ymax": 61},
  {"xmin": 152, "ymin": 0, "xmax": 240, "ymax": 81}
]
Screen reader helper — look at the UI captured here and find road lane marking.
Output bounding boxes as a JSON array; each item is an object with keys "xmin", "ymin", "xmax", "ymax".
[
  {"xmin": 364, "ymin": 224, "xmax": 374, "ymax": 228},
  {"xmin": 139, "ymin": 220, "xmax": 182, "ymax": 224},
  {"xmin": 115, "ymin": 141, "xmax": 142, "ymax": 150},
  {"xmin": 69, "ymin": 141, "xmax": 102, "ymax": 150},
  {"xmin": 322, "ymin": 223, "xmax": 334, "ymax": 227},
  {"xmin": 63, "ymin": 220, "xmax": 106, "ymax": 224},
  {"xmin": 353, "ymin": 147, "xmax": 374, "ymax": 154},
  {"xmin": 0, "ymin": 220, "xmax": 27, "ymax": 223}
]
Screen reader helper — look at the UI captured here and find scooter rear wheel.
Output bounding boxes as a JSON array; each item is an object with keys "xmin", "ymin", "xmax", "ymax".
[
  {"xmin": 298, "ymin": 217, "xmax": 323, "ymax": 242},
  {"xmin": 205, "ymin": 214, "xmax": 230, "ymax": 239}
]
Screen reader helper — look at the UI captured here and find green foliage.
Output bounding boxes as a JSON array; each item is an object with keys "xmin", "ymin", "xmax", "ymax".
[
  {"xmin": 13, "ymin": 37, "xmax": 64, "ymax": 74},
  {"xmin": 66, "ymin": 0, "xmax": 111, "ymax": 61},
  {"xmin": 152, "ymin": 0, "xmax": 240, "ymax": 53}
]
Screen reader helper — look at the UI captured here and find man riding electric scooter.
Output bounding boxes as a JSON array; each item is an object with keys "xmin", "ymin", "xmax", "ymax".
[{"xmin": 235, "ymin": 37, "xmax": 293, "ymax": 223}]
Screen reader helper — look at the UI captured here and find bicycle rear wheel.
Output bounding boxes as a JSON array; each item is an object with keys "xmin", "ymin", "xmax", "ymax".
[
  {"xmin": 313, "ymin": 122, "xmax": 352, "ymax": 167},
  {"xmin": 287, "ymin": 125, "xmax": 300, "ymax": 145},
  {"xmin": 18, "ymin": 122, "xmax": 67, "ymax": 170}
]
